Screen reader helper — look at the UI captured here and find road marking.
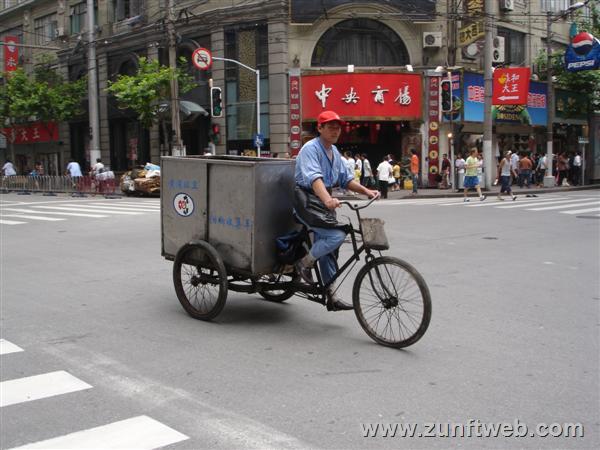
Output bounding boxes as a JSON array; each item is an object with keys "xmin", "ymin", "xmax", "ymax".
[
  {"xmin": 0, "ymin": 371, "xmax": 92, "ymax": 407},
  {"xmin": 33, "ymin": 206, "xmax": 142, "ymax": 215},
  {"xmin": 0, "ymin": 339, "xmax": 24, "ymax": 355},
  {"xmin": 101, "ymin": 201, "xmax": 159, "ymax": 206},
  {"xmin": 560, "ymin": 206, "xmax": 600, "ymax": 215},
  {"xmin": 0, "ymin": 219, "xmax": 27, "ymax": 225},
  {"xmin": 495, "ymin": 198, "xmax": 597, "ymax": 209},
  {"xmin": 7, "ymin": 415, "xmax": 189, "ymax": 450},
  {"xmin": 462, "ymin": 196, "xmax": 568, "ymax": 207},
  {"xmin": 85, "ymin": 203, "xmax": 160, "ymax": 211},
  {"xmin": 1, "ymin": 208, "xmax": 107, "ymax": 218},
  {"xmin": 1, "ymin": 214, "xmax": 65, "ymax": 221},
  {"xmin": 527, "ymin": 201, "xmax": 600, "ymax": 211}
]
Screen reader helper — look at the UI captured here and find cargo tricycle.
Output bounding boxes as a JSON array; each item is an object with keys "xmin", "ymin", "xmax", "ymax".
[{"xmin": 161, "ymin": 156, "xmax": 431, "ymax": 348}]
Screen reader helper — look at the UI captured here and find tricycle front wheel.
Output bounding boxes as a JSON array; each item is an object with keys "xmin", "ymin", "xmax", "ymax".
[
  {"xmin": 173, "ymin": 241, "xmax": 228, "ymax": 321},
  {"xmin": 353, "ymin": 256, "xmax": 431, "ymax": 348}
]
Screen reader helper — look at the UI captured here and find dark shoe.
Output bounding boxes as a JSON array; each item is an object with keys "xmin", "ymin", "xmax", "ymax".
[
  {"xmin": 326, "ymin": 290, "xmax": 354, "ymax": 311},
  {"xmin": 294, "ymin": 260, "xmax": 314, "ymax": 284}
]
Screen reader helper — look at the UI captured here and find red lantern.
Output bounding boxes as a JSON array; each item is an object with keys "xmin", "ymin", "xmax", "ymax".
[
  {"xmin": 375, "ymin": 123, "xmax": 381, "ymax": 131},
  {"xmin": 395, "ymin": 123, "xmax": 401, "ymax": 132},
  {"xmin": 345, "ymin": 122, "xmax": 351, "ymax": 133}
]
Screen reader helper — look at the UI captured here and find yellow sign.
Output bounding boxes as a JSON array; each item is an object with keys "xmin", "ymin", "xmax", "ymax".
[
  {"xmin": 466, "ymin": 0, "xmax": 484, "ymax": 15},
  {"xmin": 459, "ymin": 21, "xmax": 484, "ymax": 47}
]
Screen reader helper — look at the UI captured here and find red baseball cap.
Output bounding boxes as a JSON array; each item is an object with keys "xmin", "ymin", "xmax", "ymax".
[{"xmin": 317, "ymin": 110, "xmax": 342, "ymax": 126}]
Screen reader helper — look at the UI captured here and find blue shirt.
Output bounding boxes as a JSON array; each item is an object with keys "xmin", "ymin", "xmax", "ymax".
[{"xmin": 295, "ymin": 137, "xmax": 353, "ymax": 191}]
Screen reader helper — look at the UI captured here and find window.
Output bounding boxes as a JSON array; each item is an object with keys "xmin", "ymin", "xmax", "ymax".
[
  {"xmin": 113, "ymin": 0, "xmax": 143, "ymax": 22},
  {"xmin": 70, "ymin": 2, "xmax": 97, "ymax": 34},
  {"xmin": 311, "ymin": 19, "xmax": 409, "ymax": 67},
  {"xmin": 224, "ymin": 24, "xmax": 269, "ymax": 143},
  {"xmin": 498, "ymin": 28, "xmax": 526, "ymax": 65},
  {"xmin": 34, "ymin": 14, "xmax": 58, "ymax": 45},
  {"xmin": 541, "ymin": 0, "xmax": 573, "ymax": 13}
]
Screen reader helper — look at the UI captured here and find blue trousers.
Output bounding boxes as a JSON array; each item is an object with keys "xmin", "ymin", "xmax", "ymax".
[{"xmin": 309, "ymin": 226, "xmax": 347, "ymax": 285}]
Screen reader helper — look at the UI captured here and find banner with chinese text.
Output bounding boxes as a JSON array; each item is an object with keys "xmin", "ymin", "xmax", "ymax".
[
  {"xmin": 301, "ymin": 73, "xmax": 422, "ymax": 121},
  {"xmin": 3, "ymin": 36, "xmax": 19, "ymax": 72},
  {"xmin": 427, "ymin": 77, "xmax": 440, "ymax": 186},
  {"xmin": 289, "ymin": 69, "xmax": 302, "ymax": 155},
  {"xmin": 492, "ymin": 68, "xmax": 531, "ymax": 105},
  {"xmin": 3, "ymin": 122, "xmax": 58, "ymax": 144}
]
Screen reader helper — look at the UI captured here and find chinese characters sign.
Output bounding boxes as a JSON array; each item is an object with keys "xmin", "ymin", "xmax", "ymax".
[
  {"xmin": 3, "ymin": 36, "xmax": 19, "ymax": 72},
  {"xmin": 492, "ymin": 68, "xmax": 531, "ymax": 105},
  {"xmin": 301, "ymin": 73, "xmax": 422, "ymax": 121},
  {"xmin": 3, "ymin": 122, "xmax": 58, "ymax": 144},
  {"xmin": 459, "ymin": 0, "xmax": 484, "ymax": 47},
  {"xmin": 427, "ymin": 77, "xmax": 440, "ymax": 186},
  {"xmin": 289, "ymin": 69, "xmax": 302, "ymax": 155}
]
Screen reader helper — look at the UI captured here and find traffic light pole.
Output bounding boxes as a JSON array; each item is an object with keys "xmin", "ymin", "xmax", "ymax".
[{"xmin": 213, "ymin": 57, "xmax": 261, "ymax": 157}]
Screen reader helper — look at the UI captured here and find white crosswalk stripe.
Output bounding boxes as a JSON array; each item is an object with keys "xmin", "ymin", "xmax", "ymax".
[
  {"xmin": 0, "ymin": 370, "xmax": 92, "ymax": 407},
  {"xmin": 8, "ymin": 415, "xmax": 189, "ymax": 450},
  {"xmin": 1, "ymin": 341, "xmax": 189, "ymax": 448},
  {"xmin": 33, "ymin": 205, "xmax": 144, "ymax": 215},
  {"xmin": 560, "ymin": 207, "xmax": 600, "ymax": 215},
  {"xmin": 1, "ymin": 208, "xmax": 107, "ymax": 218},
  {"xmin": 527, "ymin": 200, "xmax": 600, "ymax": 211},
  {"xmin": 0, "ymin": 219, "xmax": 27, "ymax": 225},
  {"xmin": 1, "ymin": 214, "xmax": 65, "ymax": 221},
  {"xmin": 496, "ymin": 197, "xmax": 597, "ymax": 209},
  {"xmin": 0, "ymin": 339, "xmax": 24, "ymax": 355}
]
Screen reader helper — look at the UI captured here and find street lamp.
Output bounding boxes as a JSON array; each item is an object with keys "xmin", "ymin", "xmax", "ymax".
[{"xmin": 544, "ymin": 1, "xmax": 587, "ymax": 187}]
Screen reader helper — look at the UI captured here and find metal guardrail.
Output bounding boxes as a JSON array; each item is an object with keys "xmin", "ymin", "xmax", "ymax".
[{"xmin": 0, "ymin": 175, "xmax": 120, "ymax": 198}]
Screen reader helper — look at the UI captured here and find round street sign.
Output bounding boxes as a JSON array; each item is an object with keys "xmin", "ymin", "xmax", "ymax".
[{"xmin": 192, "ymin": 48, "xmax": 212, "ymax": 70}]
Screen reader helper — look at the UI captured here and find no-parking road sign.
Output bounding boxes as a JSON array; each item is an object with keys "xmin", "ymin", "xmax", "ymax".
[{"xmin": 192, "ymin": 48, "xmax": 212, "ymax": 70}]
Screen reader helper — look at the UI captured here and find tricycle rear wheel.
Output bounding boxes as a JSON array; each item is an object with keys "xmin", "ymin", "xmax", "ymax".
[{"xmin": 173, "ymin": 241, "xmax": 228, "ymax": 320}]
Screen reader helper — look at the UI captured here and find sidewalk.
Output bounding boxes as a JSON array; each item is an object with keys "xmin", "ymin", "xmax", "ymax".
[{"xmin": 334, "ymin": 183, "xmax": 600, "ymax": 200}]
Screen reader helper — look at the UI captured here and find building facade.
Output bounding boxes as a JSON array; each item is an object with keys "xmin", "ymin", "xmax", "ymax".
[{"xmin": 1, "ymin": 0, "xmax": 596, "ymax": 182}]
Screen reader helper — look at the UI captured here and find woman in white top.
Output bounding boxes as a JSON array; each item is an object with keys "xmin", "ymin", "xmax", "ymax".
[{"xmin": 455, "ymin": 154, "xmax": 465, "ymax": 190}]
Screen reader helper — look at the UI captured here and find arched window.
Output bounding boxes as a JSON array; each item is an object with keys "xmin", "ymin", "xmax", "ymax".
[{"xmin": 311, "ymin": 19, "xmax": 409, "ymax": 67}]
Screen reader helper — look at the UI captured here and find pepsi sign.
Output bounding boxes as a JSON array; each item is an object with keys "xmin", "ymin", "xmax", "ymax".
[{"xmin": 564, "ymin": 31, "xmax": 600, "ymax": 72}]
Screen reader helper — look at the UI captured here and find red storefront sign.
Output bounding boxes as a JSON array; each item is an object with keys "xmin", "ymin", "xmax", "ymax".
[
  {"xmin": 3, "ymin": 36, "xmax": 19, "ymax": 72},
  {"xmin": 301, "ymin": 73, "xmax": 422, "ymax": 121},
  {"xmin": 427, "ymin": 77, "xmax": 440, "ymax": 186},
  {"xmin": 492, "ymin": 67, "xmax": 531, "ymax": 105},
  {"xmin": 4, "ymin": 122, "xmax": 58, "ymax": 144},
  {"xmin": 289, "ymin": 70, "xmax": 302, "ymax": 155}
]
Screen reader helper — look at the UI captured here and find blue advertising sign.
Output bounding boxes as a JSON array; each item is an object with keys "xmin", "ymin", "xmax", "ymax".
[
  {"xmin": 462, "ymin": 72, "xmax": 547, "ymax": 126},
  {"xmin": 564, "ymin": 32, "xmax": 600, "ymax": 72},
  {"xmin": 442, "ymin": 72, "xmax": 462, "ymax": 123}
]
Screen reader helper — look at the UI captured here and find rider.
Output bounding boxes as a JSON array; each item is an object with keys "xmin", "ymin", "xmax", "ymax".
[{"xmin": 294, "ymin": 110, "xmax": 379, "ymax": 311}]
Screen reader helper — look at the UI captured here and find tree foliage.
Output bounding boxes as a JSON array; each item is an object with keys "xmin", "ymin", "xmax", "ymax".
[
  {"xmin": 106, "ymin": 57, "xmax": 195, "ymax": 129},
  {"xmin": 534, "ymin": 3, "xmax": 600, "ymax": 111},
  {"xmin": 0, "ymin": 64, "xmax": 87, "ymax": 140}
]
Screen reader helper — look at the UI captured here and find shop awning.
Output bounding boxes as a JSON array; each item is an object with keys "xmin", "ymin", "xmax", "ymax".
[{"xmin": 157, "ymin": 100, "xmax": 209, "ymax": 121}]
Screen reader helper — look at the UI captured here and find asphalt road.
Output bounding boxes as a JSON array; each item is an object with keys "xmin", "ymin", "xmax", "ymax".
[{"xmin": 1, "ymin": 191, "xmax": 599, "ymax": 449}]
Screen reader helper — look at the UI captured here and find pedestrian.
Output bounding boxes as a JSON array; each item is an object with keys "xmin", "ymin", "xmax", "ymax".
[
  {"xmin": 510, "ymin": 150, "xmax": 520, "ymax": 185},
  {"xmin": 392, "ymin": 159, "xmax": 401, "ymax": 191},
  {"xmin": 518, "ymin": 152, "xmax": 533, "ymax": 188},
  {"xmin": 410, "ymin": 149, "xmax": 419, "ymax": 195},
  {"xmin": 65, "ymin": 158, "xmax": 83, "ymax": 190},
  {"xmin": 535, "ymin": 153, "xmax": 547, "ymax": 187},
  {"xmin": 463, "ymin": 148, "xmax": 486, "ymax": 202},
  {"xmin": 497, "ymin": 151, "xmax": 517, "ymax": 201},
  {"xmin": 376, "ymin": 155, "xmax": 393, "ymax": 199},
  {"xmin": 293, "ymin": 110, "xmax": 379, "ymax": 311},
  {"xmin": 355, "ymin": 154, "xmax": 363, "ymax": 182},
  {"xmin": 2, "ymin": 159, "xmax": 17, "ymax": 176},
  {"xmin": 360, "ymin": 153, "xmax": 374, "ymax": 188},
  {"xmin": 441, "ymin": 154, "xmax": 451, "ymax": 189},
  {"xmin": 572, "ymin": 151, "xmax": 582, "ymax": 186},
  {"xmin": 476, "ymin": 151, "xmax": 484, "ymax": 187},
  {"xmin": 455, "ymin": 153, "xmax": 465, "ymax": 190},
  {"xmin": 557, "ymin": 152, "xmax": 569, "ymax": 186},
  {"xmin": 90, "ymin": 158, "xmax": 105, "ymax": 177}
]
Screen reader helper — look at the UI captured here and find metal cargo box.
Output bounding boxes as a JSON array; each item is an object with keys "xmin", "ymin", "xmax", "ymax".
[{"xmin": 161, "ymin": 155, "xmax": 296, "ymax": 275}]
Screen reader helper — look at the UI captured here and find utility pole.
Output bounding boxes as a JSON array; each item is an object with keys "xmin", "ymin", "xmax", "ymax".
[
  {"xmin": 86, "ymin": 0, "xmax": 101, "ymax": 165},
  {"xmin": 482, "ymin": 0, "xmax": 494, "ymax": 189},
  {"xmin": 544, "ymin": 11, "xmax": 555, "ymax": 187},
  {"xmin": 167, "ymin": 0, "xmax": 184, "ymax": 156}
]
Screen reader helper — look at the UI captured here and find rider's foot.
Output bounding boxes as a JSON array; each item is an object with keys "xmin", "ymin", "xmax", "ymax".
[
  {"xmin": 326, "ymin": 289, "xmax": 353, "ymax": 311},
  {"xmin": 294, "ymin": 255, "xmax": 315, "ymax": 284}
]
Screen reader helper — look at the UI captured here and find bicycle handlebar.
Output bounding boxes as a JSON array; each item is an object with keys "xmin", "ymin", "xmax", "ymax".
[{"xmin": 340, "ymin": 194, "xmax": 379, "ymax": 211}]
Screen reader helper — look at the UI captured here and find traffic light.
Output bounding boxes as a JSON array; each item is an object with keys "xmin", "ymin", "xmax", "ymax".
[
  {"xmin": 440, "ymin": 79, "xmax": 453, "ymax": 112},
  {"xmin": 211, "ymin": 87, "xmax": 223, "ymax": 118}
]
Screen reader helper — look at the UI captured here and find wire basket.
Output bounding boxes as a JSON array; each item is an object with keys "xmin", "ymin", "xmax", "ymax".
[{"xmin": 360, "ymin": 218, "xmax": 389, "ymax": 251}]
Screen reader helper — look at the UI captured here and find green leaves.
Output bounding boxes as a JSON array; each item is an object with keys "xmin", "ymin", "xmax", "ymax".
[
  {"xmin": 106, "ymin": 57, "xmax": 195, "ymax": 128},
  {"xmin": 0, "ymin": 67, "xmax": 86, "ymax": 136}
]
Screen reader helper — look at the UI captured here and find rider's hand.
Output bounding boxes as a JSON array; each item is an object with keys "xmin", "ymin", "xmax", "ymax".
[
  {"xmin": 366, "ymin": 190, "xmax": 380, "ymax": 199},
  {"xmin": 325, "ymin": 197, "xmax": 341, "ymax": 210}
]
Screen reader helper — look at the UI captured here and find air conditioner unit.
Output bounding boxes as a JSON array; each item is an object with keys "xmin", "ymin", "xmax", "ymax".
[
  {"xmin": 423, "ymin": 32, "xmax": 442, "ymax": 48},
  {"xmin": 499, "ymin": 0, "xmax": 515, "ymax": 11},
  {"xmin": 53, "ymin": 27, "xmax": 65, "ymax": 39},
  {"xmin": 493, "ymin": 36, "xmax": 505, "ymax": 63}
]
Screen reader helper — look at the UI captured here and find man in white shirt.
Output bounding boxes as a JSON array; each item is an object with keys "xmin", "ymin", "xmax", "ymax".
[
  {"xmin": 376, "ymin": 155, "xmax": 393, "ymax": 199},
  {"xmin": 572, "ymin": 151, "xmax": 582, "ymax": 186},
  {"xmin": 66, "ymin": 159, "xmax": 82, "ymax": 178},
  {"xmin": 2, "ymin": 159, "xmax": 17, "ymax": 176}
]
